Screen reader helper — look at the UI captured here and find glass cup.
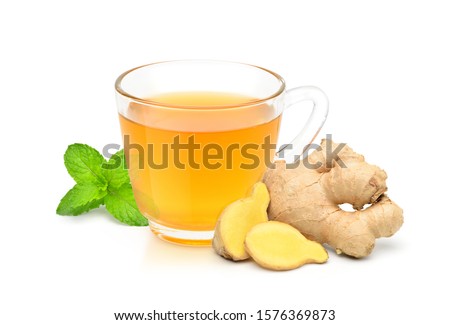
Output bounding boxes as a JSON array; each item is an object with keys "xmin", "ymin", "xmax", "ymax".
[{"xmin": 115, "ymin": 60, "xmax": 328, "ymax": 245}]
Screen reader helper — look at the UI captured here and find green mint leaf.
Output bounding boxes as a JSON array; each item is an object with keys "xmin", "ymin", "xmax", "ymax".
[
  {"xmin": 63, "ymin": 198, "xmax": 105, "ymax": 216},
  {"xmin": 102, "ymin": 149, "xmax": 130, "ymax": 191},
  {"xmin": 57, "ymin": 183, "xmax": 107, "ymax": 216},
  {"xmin": 64, "ymin": 144, "xmax": 107, "ymax": 186},
  {"xmin": 58, "ymin": 143, "xmax": 147, "ymax": 226},
  {"xmin": 104, "ymin": 183, "xmax": 149, "ymax": 226}
]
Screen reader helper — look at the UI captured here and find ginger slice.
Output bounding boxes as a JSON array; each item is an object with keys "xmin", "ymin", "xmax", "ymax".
[
  {"xmin": 245, "ymin": 221, "xmax": 328, "ymax": 271},
  {"xmin": 213, "ymin": 182, "xmax": 270, "ymax": 261}
]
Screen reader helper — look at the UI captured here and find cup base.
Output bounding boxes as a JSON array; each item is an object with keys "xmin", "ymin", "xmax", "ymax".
[{"xmin": 149, "ymin": 220, "xmax": 213, "ymax": 246}]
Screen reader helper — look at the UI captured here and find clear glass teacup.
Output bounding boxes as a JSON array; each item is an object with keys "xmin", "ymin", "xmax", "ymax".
[{"xmin": 115, "ymin": 60, "xmax": 328, "ymax": 245}]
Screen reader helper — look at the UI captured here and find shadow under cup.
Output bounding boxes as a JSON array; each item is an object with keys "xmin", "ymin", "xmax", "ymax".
[{"xmin": 115, "ymin": 60, "xmax": 327, "ymax": 246}]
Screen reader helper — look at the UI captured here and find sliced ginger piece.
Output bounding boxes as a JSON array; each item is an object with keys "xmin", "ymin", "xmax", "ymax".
[
  {"xmin": 213, "ymin": 182, "xmax": 270, "ymax": 261},
  {"xmin": 245, "ymin": 221, "xmax": 328, "ymax": 271}
]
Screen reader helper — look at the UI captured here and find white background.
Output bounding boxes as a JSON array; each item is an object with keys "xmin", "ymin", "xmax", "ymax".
[{"xmin": 1, "ymin": 0, "xmax": 449, "ymax": 324}]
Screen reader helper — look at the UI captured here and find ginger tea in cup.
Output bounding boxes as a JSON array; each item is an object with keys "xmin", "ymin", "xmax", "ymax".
[{"xmin": 115, "ymin": 61, "xmax": 328, "ymax": 245}]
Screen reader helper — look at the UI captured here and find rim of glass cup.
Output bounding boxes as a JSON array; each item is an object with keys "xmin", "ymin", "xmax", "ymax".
[{"xmin": 114, "ymin": 60, "xmax": 286, "ymax": 110}]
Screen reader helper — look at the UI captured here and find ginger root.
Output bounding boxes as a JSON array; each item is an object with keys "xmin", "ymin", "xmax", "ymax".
[
  {"xmin": 213, "ymin": 182, "xmax": 270, "ymax": 261},
  {"xmin": 264, "ymin": 139, "xmax": 403, "ymax": 258},
  {"xmin": 245, "ymin": 221, "xmax": 328, "ymax": 271}
]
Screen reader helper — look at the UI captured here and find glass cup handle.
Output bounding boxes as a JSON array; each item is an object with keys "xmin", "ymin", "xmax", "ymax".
[{"xmin": 276, "ymin": 86, "xmax": 329, "ymax": 162}]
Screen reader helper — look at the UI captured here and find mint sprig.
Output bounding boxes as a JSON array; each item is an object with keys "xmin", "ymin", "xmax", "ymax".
[{"xmin": 56, "ymin": 144, "xmax": 148, "ymax": 226}]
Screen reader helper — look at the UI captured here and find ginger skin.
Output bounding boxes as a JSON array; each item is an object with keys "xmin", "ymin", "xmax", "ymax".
[
  {"xmin": 213, "ymin": 182, "xmax": 270, "ymax": 261},
  {"xmin": 264, "ymin": 139, "xmax": 403, "ymax": 258},
  {"xmin": 245, "ymin": 221, "xmax": 328, "ymax": 271}
]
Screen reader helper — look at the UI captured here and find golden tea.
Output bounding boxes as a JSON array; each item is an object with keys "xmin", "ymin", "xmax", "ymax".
[{"xmin": 119, "ymin": 92, "xmax": 281, "ymax": 233}]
